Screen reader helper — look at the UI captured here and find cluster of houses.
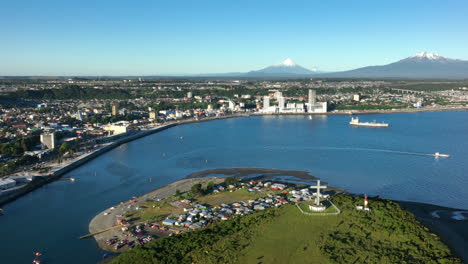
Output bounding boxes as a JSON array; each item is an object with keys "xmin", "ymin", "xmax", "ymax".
[
  {"xmin": 161, "ymin": 180, "xmax": 331, "ymax": 230},
  {"xmin": 162, "ymin": 195, "xmax": 289, "ymax": 229}
]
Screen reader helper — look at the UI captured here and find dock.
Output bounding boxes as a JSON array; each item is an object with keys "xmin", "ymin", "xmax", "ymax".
[{"xmin": 80, "ymin": 225, "xmax": 121, "ymax": 239}]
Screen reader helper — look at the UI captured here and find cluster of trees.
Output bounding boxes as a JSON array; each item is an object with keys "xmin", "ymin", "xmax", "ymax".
[
  {"xmin": 0, "ymin": 135, "xmax": 39, "ymax": 158},
  {"xmin": 4, "ymin": 85, "xmax": 133, "ymax": 100},
  {"xmin": 187, "ymin": 177, "xmax": 240, "ymax": 197},
  {"xmin": 0, "ymin": 154, "xmax": 39, "ymax": 175},
  {"xmin": 321, "ymin": 195, "xmax": 461, "ymax": 264}
]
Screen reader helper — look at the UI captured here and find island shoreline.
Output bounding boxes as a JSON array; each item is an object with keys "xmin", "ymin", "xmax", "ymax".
[{"xmin": 89, "ymin": 175, "xmax": 468, "ymax": 263}]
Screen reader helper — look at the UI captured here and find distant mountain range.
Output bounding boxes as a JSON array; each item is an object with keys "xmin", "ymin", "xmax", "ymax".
[
  {"xmin": 321, "ymin": 52, "xmax": 468, "ymax": 79},
  {"xmin": 198, "ymin": 52, "xmax": 468, "ymax": 79}
]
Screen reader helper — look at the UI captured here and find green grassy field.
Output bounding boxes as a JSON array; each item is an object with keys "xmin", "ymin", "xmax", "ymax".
[
  {"xmin": 239, "ymin": 204, "xmax": 336, "ymax": 263},
  {"xmin": 111, "ymin": 195, "xmax": 461, "ymax": 264}
]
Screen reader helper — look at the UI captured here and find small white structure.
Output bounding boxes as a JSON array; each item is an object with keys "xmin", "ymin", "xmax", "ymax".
[{"xmin": 309, "ymin": 204, "xmax": 326, "ymax": 212}]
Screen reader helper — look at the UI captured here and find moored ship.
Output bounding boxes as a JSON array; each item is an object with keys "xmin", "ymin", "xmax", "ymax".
[{"xmin": 349, "ymin": 117, "xmax": 389, "ymax": 128}]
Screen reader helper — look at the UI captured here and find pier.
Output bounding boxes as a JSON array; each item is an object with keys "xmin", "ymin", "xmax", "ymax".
[{"xmin": 80, "ymin": 225, "xmax": 121, "ymax": 239}]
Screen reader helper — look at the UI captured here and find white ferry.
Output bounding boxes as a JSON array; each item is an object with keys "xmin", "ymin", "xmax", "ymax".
[{"xmin": 349, "ymin": 117, "xmax": 389, "ymax": 128}]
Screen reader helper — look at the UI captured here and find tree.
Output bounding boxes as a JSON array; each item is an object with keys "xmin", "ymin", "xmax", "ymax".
[
  {"xmin": 191, "ymin": 183, "xmax": 204, "ymax": 196},
  {"xmin": 175, "ymin": 189, "xmax": 182, "ymax": 197},
  {"xmin": 206, "ymin": 181, "xmax": 215, "ymax": 191},
  {"xmin": 225, "ymin": 177, "xmax": 239, "ymax": 186},
  {"xmin": 59, "ymin": 142, "xmax": 70, "ymax": 154}
]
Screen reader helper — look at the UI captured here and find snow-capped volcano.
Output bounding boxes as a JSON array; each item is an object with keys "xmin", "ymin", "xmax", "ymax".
[
  {"xmin": 409, "ymin": 52, "xmax": 442, "ymax": 60},
  {"xmin": 274, "ymin": 58, "xmax": 298, "ymax": 67},
  {"xmin": 246, "ymin": 58, "xmax": 319, "ymax": 76},
  {"xmin": 322, "ymin": 52, "xmax": 468, "ymax": 79}
]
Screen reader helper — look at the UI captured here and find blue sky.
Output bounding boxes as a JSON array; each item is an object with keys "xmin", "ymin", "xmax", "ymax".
[{"xmin": 1, "ymin": 0, "xmax": 468, "ymax": 75}]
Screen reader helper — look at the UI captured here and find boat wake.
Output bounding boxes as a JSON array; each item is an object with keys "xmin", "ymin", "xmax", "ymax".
[
  {"xmin": 317, "ymin": 146, "xmax": 437, "ymax": 157},
  {"xmin": 267, "ymin": 146, "xmax": 449, "ymax": 158}
]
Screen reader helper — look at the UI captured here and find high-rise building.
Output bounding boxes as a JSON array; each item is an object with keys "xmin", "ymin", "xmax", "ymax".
[
  {"xmin": 187, "ymin": 92, "xmax": 193, "ymax": 98},
  {"xmin": 308, "ymin": 89, "xmax": 316, "ymax": 105},
  {"xmin": 228, "ymin": 101, "xmax": 235, "ymax": 110},
  {"xmin": 112, "ymin": 104, "xmax": 118, "ymax": 116},
  {"xmin": 353, "ymin": 94, "xmax": 360, "ymax": 101},
  {"xmin": 263, "ymin": 96, "xmax": 270, "ymax": 109},
  {"xmin": 40, "ymin": 132, "xmax": 55, "ymax": 149},
  {"xmin": 278, "ymin": 97, "xmax": 285, "ymax": 110},
  {"xmin": 149, "ymin": 112, "xmax": 156, "ymax": 119}
]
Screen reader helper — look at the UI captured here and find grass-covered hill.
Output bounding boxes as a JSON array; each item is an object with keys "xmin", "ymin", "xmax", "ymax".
[{"xmin": 110, "ymin": 195, "xmax": 461, "ymax": 264}]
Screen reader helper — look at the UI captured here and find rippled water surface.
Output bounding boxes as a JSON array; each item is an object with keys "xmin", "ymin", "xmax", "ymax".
[{"xmin": 1, "ymin": 112, "xmax": 468, "ymax": 263}]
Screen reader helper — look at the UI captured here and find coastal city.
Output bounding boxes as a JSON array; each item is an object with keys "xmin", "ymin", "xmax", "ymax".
[
  {"xmin": 3, "ymin": 1, "xmax": 468, "ymax": 263},
  {"xmin": 1, "ymin": 78, "xmax": 468, "ymax": 199},
  {"xmin": 1, "ymin": 78, "xmax": 468, "ymax": 206}
]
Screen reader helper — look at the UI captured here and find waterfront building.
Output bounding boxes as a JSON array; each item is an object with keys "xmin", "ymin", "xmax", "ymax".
[
  {"xmin": 307, "ymin": 102, "xmax": 328, "ymax": 113},
  {"xmin": 149, "ymin": 112, "xmax": 157, "ymax": 119},
  {"xmin": 278, "ymin": 97, "xmax": 285, "ymax": 110},
  {"xmin": 228, "ymin": 101, "xmax": 235, "ymax": 110},
  {"xmin": 306, "ymin": 89, "xmax": 327, "ymax": 113},
  {"xmin": 40, "ymin": 132, "xmax": 56, "ymax": 149},
  {"xmin": 0, "ymin": 178, "xmax": 16, "ymax": 190},
  {"xmin": 263, "ymin": 96, "xmax": 270, "ymax": 109},
  {"xmin": 103, "ymin": 122, "xmax": 128, "ymax": 136}
]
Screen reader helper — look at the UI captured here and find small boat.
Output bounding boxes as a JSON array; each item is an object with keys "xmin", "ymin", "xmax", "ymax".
[
  {"xmin": 434, "ymin": 152, "xmax": 450, "ymax": 158},
  {"xmin": 0, "ymin": 208, "xmax": 3, "ymax": 216},
  {"xmin": 179, "ymin": 136, "xmax": 184, "ymax": 140},
  {"xmin": 69, "ymin": 178, "xmax": 76, "ymax": 182}
]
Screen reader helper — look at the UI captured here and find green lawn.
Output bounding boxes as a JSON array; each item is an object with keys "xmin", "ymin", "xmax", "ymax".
[{"xmin": 239, "ymin": 204, "xmax": 337, "ymax": 264}]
